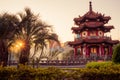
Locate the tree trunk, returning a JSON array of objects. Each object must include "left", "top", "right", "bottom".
[
  {"left": 38, "top": 47, "right": 44, "bottom": 61},
  {"left": 19, "top": 52, "right": 29, "bottom": 65},
  {"left": 19, "top": 41, "right": 30, "bottom": 65},
  {"left": 0, "top": 40, "right": 8, "bottom": 66}
]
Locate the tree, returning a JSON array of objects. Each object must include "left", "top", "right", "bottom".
[
  {"left": 0, "top": 13, "right": 19, "bottom": 66},
  {"left": 62, "top": 50, "right": 74, "bottom": 60},
  {"left": 46, "top": 47, "right": 63, "bottom": 60},
  {"left": 112, "top": 44, "right": 120, "bottom": 63},
  {"left": 33, "top": 32, "right": 60, "bottom": 61},
  {"left": 39, "top": 34, "right": 63, "bottom": 60},
  {"left": 14, "top": 8, "right": 59, "bottom": 64},
  {"left": 61, "top": 42, "right": 74, "bottom": 60}
]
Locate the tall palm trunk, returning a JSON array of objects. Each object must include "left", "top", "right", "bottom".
[
  {"left": 0, "top": 39, "right": 8, "bottom": 66},
  {"left": 19, "top": 41, "right": 30, "bottom": 65}
]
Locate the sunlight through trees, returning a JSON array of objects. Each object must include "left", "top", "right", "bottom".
[{"left": 0, "top": 8, "right": 60, "bottom": 66}]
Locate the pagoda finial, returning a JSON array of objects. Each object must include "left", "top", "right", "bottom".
[{"left": 89, "top": 1, "right": 92, "bottom": 12}]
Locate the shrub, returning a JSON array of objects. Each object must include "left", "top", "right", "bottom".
[
  {"left": 0, "top": 66, "right": 17, "bottom": 80},
  {"left": 17, "top": 64, "right": 36, "bottom": 80},
  {"left": 75, "top": 67, "right": 120, "bottom": 80},
  {"left": 86, "top": 61, "right": 114, "bottom": 69},
  {"left": 0, "top": 65, "right": 120, "bottom": 80},
  {"left": 112, "top": 44, "right": 120, "bottom": 63}
]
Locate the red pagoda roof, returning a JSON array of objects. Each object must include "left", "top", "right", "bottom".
[
  {"left": 68, "top": 38, "right": 119, "bottom": 46},
  {"left": 74, "top": 2, "right": 111, "bottom": 25},
  {"left": 68, "top": 2, "right": 119, "bottom": 48},
  {"left": 84, "top": 22, "right": 103, "bottom": 27},
  {"left": 72, "top": 25, "right": 113, "bottom": 33},
  {"left": 71, "top": 2, "right": 113, "bottom": 33}
]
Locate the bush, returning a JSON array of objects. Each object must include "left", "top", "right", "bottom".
[
  {"left": 85, "top": 61, "right": 120, "bottom": 80},
  {"left": 74, "top": 67, "right": 120, "bottom": 80},
  {"left": 86, "top": 61, "right": 114, "bottom": 69},
  {"left": 0, "top": 66, "right": 17, "bottom": 80},
  {"left": 112, "top": 44, "right": 120, "bottom": 63},
  {"left": 0, "top": 65, "right": 120, "bottom": 80}
]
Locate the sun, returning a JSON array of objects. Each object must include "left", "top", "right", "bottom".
[
  {"left": 9, "top": 39, "right": 25, "bottom": 53},
  {"left": 15, "top": 39, "right": 25, "bottom": 48}
]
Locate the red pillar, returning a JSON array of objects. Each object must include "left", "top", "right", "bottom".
[
  {"left": 81, "top": 46, "right": 83, "bottom": 56},
  {"left": 74, "top": 47, "right": 77, "bottom": 58},
  {"left": 85, "top": 45, "right": 89, "bottom": 57},
  {"left": 83, "top": 46, "right": 86, "bottom": 58},
  {"left": 86, "top": 46, "right": 89, "bottom": 57},
  {"left": 97, "top": 47, "right": 99, "bottom": 56},
  {"left": 99, "top": 46, "right": 101, "bottom": 57},
  {"left": 109, "top": 45, "right": 112, "bottom": 56},
  {"left": 101, "top": 44, "right": 104, "bottom": 56}
]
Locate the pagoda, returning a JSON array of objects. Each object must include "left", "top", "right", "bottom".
[{"left": 68, "top": 2, "right": 119, "bottom": 59}]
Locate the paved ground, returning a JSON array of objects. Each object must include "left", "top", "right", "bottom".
[
  {"left": 33, "top": 65, "right": 86, "bottom": 68},
  {"left": 8, "top": 64, "right": 86, "bottom": 68}
]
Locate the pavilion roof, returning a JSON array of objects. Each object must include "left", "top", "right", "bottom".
[
  {"left": 74, "top": 2, "right": 111, "bottom": 25},
  {"left": 72, "top": 25, "right": 114, "bottom": 33},
  {"left": 68, "top": 38, "right": 119, "bottom": 46}
]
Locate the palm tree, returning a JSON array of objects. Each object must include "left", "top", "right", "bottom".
[
  {"left": 0, "top": 13, "right": 19, "bottom": 66},
  {"left": 47, "top": 49, "right": 63, "bottom": 60},
  {"left": 42, "top": 37, "right": 63, "bottom": 60},
  {"left": 34, "top": 33, "right": 60, "bottom": 61},
  {"left": 15, "top": 8, "right": 59, "bottom": 64}
]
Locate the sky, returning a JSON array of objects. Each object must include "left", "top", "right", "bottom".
[{"left": 0, "top": 0, "right": 120, "bottom": 43}]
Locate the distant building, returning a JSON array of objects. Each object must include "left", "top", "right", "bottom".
[{"left": 68, "top": 2, "right": 119, "bottom": 59}]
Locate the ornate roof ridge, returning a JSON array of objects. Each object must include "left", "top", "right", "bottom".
[
  {"left": 89, "top": 1, "right": 92, "bottom": 12},
  {"left": 74, "top": 2, "right": 111, "bottom": 25}
]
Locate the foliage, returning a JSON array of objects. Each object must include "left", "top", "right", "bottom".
[
  {"left": 46, "top": 48, "right": 63, "bottom": 60},
  {"left": 112, "top": 44, "right": 120, "bottom": 63},
  {"left": 0, "top": 64, "right": 120, "bottom": 80},
  {"left": 86, "top": 61, "right": 114, "bottom": 69},
  {"left": 18, "top": 8, "right": 59, "bottom": 64},
  {"left": 6, "top": 8, "right": 60, "bottom": 64},
  {"left": 0, "top": 8, "right": 59, "bottom": 66},
  {"left": 0, "top": 13, "right": 19, "bottom": 66},
  {"left": 62, "top": 50, "right": 74, "bottom": 60}
]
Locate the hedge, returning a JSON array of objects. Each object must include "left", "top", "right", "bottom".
[
  {"left": 0, "top": 64, "right": 120, "bottom": 80},
  {"left": 86, "top": 61, "right": 114, "bottom": 69},
  {"left": 112, "top": 44, "right": 120, "bottom": 63}
]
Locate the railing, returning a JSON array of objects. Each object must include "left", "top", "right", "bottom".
[
  {"left": 87, "top": 36, "right": 100, "bottom": 39},
  {"left": 8, "top": 55, "right": 112, "bottom": 66},
  {"left": 74, "top": 36, "right": 111, "bottom": 41},
  {"left": 8, "top": 59, "right": 87, "bottom": 66}
]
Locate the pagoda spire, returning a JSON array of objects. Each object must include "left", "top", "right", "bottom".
[{"left": 89, "top": 1, "right": 92, "bottom": 12}]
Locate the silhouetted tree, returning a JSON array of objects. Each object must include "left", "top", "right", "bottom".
[
  {"left": 112, "top": 44, "right": 120, "bottom": 63},
  {"left": 15, "top": 8, "right": 59, "bottom": 64},
  {"left": 0, "top": 13, "right": 19, "bottom": 66}
]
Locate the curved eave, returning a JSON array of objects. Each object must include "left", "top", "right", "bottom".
[
  {"left": 84, "top": 22, "right": 104, "bottom": 27},
  {"left": 71, "top": 27, "right": 82, "bottom": 33},
  {"left": 84, "top": 11, "right": 101, "bottom": 19},
  {"left": 68, "top": 41, "right": 83, "bottom": 47},
  {"left": 104, "top": 26, "right": 114, "bottom": 29},
  {"left": 103, "top": 16, "right": 111, "bottom": 23},
  {"left": 107, "top": 40, "right": 119, "bottom": 44},
  {"left": 74, "top": 11, "right": 111, "bottom": 25},
  {"left": 72, "top": 22, "right": 104, "bottom": 32},
  {"left": 103, "top": 26, "right": 114, "bottom": 32},
  {"left": 85, "top": 40, "right": 119, "bottom": 44},
  {"left": 71, "top": 25, "right": 114, "bottom": 33},
  {"left": 68, "top": 39, "right": 119, "bottom": 47}
]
